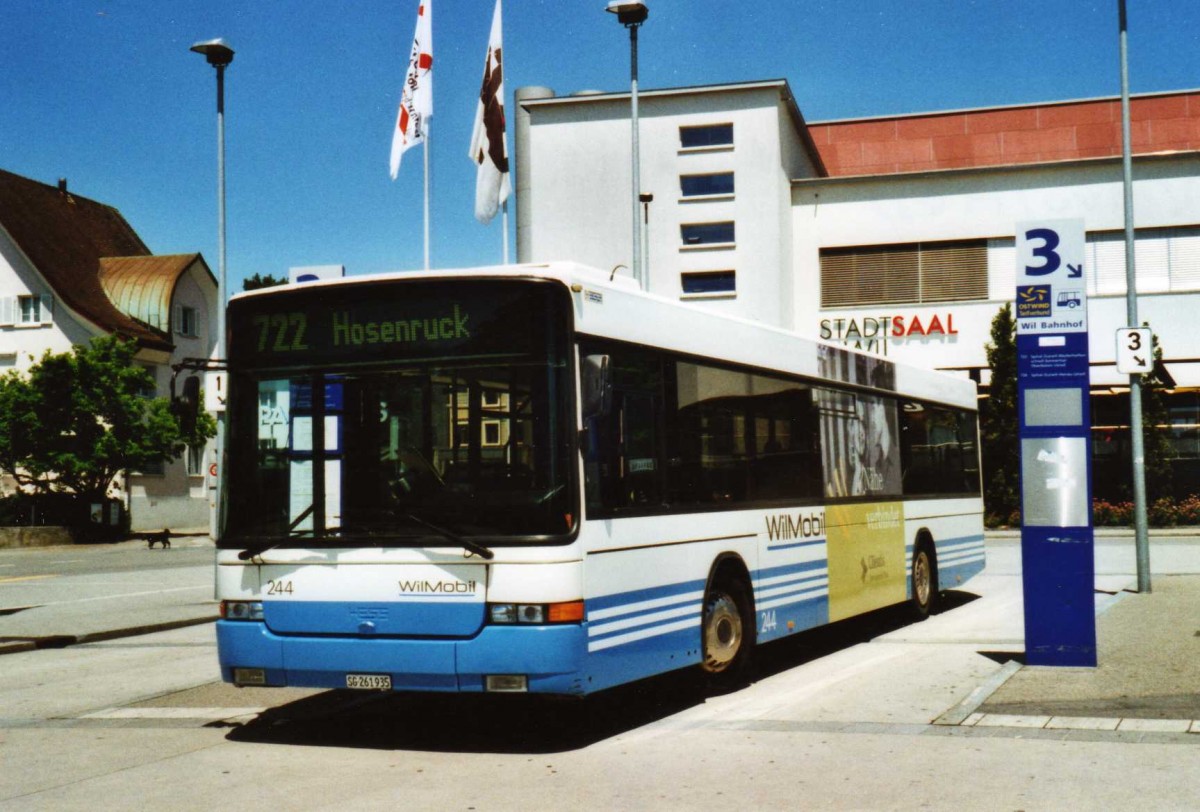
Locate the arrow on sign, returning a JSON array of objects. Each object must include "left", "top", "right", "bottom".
[
  {"left": 1067, "top": 263, "right": 1083, "bottom": 278},
  {"left": 1134, "top": 355, "right": 1145, "bottom": 366}
]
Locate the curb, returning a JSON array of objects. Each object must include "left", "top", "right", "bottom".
[
  {"left": 0, "top": 615, "right": 217, "bottom": 656},
  {"left": 934, "top": 659, "right": 1022, "bottom": 726}
]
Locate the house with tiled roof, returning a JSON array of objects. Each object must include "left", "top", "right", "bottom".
[{"left": 0, "top": 168, "right": 216, "bottom": 531}]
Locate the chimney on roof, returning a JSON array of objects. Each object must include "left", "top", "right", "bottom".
[{"left": 57, "top": 178, "right": 67, "bottom": 195}]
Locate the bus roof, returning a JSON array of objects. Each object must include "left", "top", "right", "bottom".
[{"left": 231, "top": 262, "right": 977, "bottom": 410}]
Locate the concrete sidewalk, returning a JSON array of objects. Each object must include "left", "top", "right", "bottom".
[{"left": 962, "top": 574, "right": 1200, "bottom": 732}]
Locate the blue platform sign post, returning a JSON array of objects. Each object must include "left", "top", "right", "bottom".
[{"left": 1015, "top": 219, "right": 1097, "bottom": 667}]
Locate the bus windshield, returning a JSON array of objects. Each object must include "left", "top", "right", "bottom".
[{"left": 222, "top": 279, "right": 574, "bottom": 547}]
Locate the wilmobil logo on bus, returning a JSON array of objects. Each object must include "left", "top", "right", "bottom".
[
  {"left": 397, "top": 580, "right": 478, "bottom": 596},
  {"left": 765, "top": 509, "right": 826, "bottom": 542}
]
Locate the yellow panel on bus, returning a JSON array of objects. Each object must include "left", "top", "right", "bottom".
[{"left": 826, "top": 502, "right": 906, "bottom": 622}]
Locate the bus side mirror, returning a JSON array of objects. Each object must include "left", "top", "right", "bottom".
[
  {"left": 581, "top": 354, "right": 613, "bottom": 420},
  {"left": 172, "top": 375, "right": 201, "bottom": 436}
]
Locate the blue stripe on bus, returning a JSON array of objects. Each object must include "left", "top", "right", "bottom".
[
  {"left": 766, "top": 538, "right": 826, "bottom": 552},
  {"left": 587, "top": 578, "right": 706, "bottom": 654},
  {"left": 588, "top": 577, "right": 707, "bottom": 614},
  {"left": 938, "top": 533, "right": 986, "bottom": 548}
]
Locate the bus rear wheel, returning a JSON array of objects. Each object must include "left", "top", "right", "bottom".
[
  {"left": 911, "top": 541, "right": 939, "bottom": 620},
  {"left": 700, "top": 575, "right": 754, "bottom": 689}
]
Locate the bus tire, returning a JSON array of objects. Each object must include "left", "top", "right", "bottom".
[
  {"left": 699, "top": 572, "right": 754, "bottom": 689},
  {"left": 910, "top": 538, "right": 939, "bottom": 620}
]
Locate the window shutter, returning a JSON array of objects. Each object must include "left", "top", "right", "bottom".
[
  {"left": 821, "top": 240, "right": 986, "bottom": 307},
  {"left": 918, "top": 242, "right": 988, "bottom": 303},
  {"left": 0, "top": 297, "right": 12, "bottom": 326},
  {"left": 821, "top": 245, "right": 918, "bottom": 307},
  {"left": 173, "top": 304, "right": 183, "bottom": 335},
  {"left": 1135, "top": 233, "right": 1170, "bottom": 293},
  {"left": 39, "top": 294, "right": 53, "bottom": 325},
  {"left": 987, "top": 239, "right": 1015, "bottom": 300},
  {"left": 1168, "top": 227, "right": 1200, "bottom": 291},
  {"left": 1089, "top": 233, "right": 1126, "bottom": 295}
]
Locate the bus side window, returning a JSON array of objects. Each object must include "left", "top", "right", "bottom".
[{"left": 583, "top": 344, "right": 663, "bottom": 515}]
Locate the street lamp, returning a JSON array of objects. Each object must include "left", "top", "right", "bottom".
[
  {"left": 191, "top": 37, "right": 234, "bottom": 541},
  {"left": 606, "top": 1, "right": 648, "bottom": 290}
]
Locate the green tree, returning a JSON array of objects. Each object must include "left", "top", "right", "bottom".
[
  {"left": 1141, "top": 327, "right": 1174, "bottom": 501},
  {"left": 0, "top": 336, "right": 216, "bottom": 505},
  {"left": 981, "top": 303, "right": 1019, "bottom": 523},
  {"left": 242, "top": 272, "right": 286, "bottom": 291}
]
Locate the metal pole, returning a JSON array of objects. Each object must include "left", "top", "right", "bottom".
[
  {"left": 423, "top": 127, "right": 431, "bottom": 270},
  {"left": 1119, "top": 0, "right": 1151, "bottom": 592},
  {"left": 502, "top": 200, "right": 510, "bottom": 264},
  {"left": 629, "top": 23, "right": 643, "bottom": 289},
  {"left": 216, "top": 63, "right": 227, "bottom": 350},
  {"left": 212, "top": 62, "right": 228, "bottom": 543}
]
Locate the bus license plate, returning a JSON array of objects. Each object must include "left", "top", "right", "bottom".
[{"left": 346, "top": 674, "right": 391, "bottom": 690}]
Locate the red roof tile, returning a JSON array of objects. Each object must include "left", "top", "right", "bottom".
[{"left": 808, "top": 91, "right": 1200, "bottom": 177}]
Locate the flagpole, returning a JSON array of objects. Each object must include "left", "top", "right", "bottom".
[
  {"left": 502, "top": 201, "right": 510, "bottom": 264},
  {"left": 424, "top": 128, "right": 431, "bottom": 270}
]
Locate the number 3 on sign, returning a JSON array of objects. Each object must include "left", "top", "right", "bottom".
[
  {"left": 1024, "top": 228, "right": 1062, "bottom": 276},
  {"left": 1115, "top": 327, "right": 1153, "bottom": 375}
]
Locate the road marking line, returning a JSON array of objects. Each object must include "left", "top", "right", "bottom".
[
  {"left": 29, "top": 585, "right": 211, "bottom": 605},
  {"left": 0, "top": 575, "right": 58, "bottom": 585},
  {"left": 81, "top": 706, "right": 266, "bottom": 721}
]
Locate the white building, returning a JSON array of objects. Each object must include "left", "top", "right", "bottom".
[
  {"left": 0, "top": 169, "right": 217, "bottom": 530},
  {"left": 517, "top": 80, "right": 1200, "bottom": 500}
]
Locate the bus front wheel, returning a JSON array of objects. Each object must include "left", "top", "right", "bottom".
[{"left": 700, "top": 574, "right": 754, "bottom": 689}]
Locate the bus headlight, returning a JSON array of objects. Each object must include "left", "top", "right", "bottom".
[
  {"left": 488, "top": 600, "right": 584, "bottom": 624},
  {"left": 221, "top": 600, "right": 264, "bottom": 621}
]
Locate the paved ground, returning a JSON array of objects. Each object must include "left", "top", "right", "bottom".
[
  {"left": 3, "top": 532, "right": 1200, "bottom": 809},
  {"left": 2, "top": 531, "right": 1199, "bottom": 734},
  {"left": 977, "top": 574, "right": 1200, "bottom": 725},
  {"left": 0, "top": 538, "right": 216, "bottom": 652}
]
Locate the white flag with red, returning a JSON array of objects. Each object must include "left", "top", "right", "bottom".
[
  {"left": 468, "top": 0, "right": 511, "bottom": 223},
  {"left": 390, "top": 0, "right": 433, "bottom": 179}
]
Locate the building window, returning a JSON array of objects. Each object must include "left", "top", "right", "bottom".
[
  {"left": 680, "top": 172, "right": 734, "bottom": 198},
  {"left": 186, "top": 444, "right": 204, "bottom": 476},
  {"left": 16, "top": 294, "right": 52, "bottom": 325},
  {"left": 681, "top": 271, "right": 736, "bottom": 296},
  {"left": 819, "top": 240, "right": 988, "bottom": 307},
  {"left": 137, "top": 459, "right": 165, "bottom": 476},
  {"left": 680, "top": 123, "right": 733, "bottom": 149},
  {"left": 176, "top": 305, "right": 199, "bottom": 338},
  {"left": 681, "top": 221, "right": 735, "bottom": 247}
]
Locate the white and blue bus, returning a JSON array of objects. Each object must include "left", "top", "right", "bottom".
[{"left": 215, "top": 263, "right": 984, "bottom": 695}]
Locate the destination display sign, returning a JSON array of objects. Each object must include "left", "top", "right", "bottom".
[{"left": 228, "top": 279, "right": 566, "bottom": 367}]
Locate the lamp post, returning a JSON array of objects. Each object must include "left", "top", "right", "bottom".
[
  {"left": 606, "top": 1, "right": 649, "bottom": 290},
  {"left": 1117, "top": 0, "right": 1151, "bottom": 592},
  {"left": 191, "top": 37, "right": 234, "bottom": 541}
]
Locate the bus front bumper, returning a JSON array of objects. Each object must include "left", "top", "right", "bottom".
[{"left": 216, "top": 620, "right": 590, "bottom": 695}]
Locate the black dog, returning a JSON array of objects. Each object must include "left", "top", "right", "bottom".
[{"left": 147, "top": 530, "right": 172, "bottom": 549}]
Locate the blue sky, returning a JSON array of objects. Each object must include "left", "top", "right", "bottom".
[{"left": 3, "top": 1, "right": 1199, "bottom": 292}]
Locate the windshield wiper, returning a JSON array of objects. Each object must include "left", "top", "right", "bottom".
[{"left": 405, "top": 513, "right": 495, "bottom": 560}]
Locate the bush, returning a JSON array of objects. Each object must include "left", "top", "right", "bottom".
[
  {"left": 987, "top": 496, "right": 1200, "bottom": 528},
  {"left": 1177, "top": 495, "right": 1200, "bottom": 525},
  {"left": 1093, "top": 495, "right": 1200, "bottom": 527}
]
